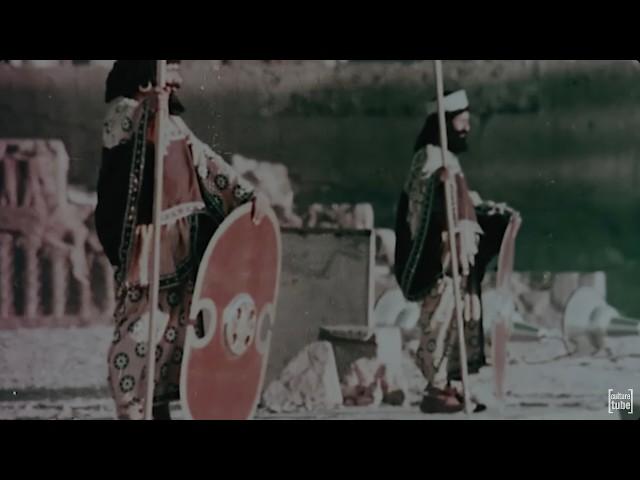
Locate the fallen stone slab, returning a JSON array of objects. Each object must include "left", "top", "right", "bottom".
[{"left": 261, "top": 341, "right": 343, "bottom": 413}]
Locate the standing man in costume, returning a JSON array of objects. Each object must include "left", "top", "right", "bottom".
[
  {"left": 96, "top": 60, "right": 270, "bottom": 420},
  {"left": 394, "top": 89, "right": 521, "bottom": 414}
]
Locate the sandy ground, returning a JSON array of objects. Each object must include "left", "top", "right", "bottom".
[{"left": 0, "top": 327, "right": 638, "bottom": 420}]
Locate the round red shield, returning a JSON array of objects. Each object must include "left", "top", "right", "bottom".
[{"left": 180, "top": 202, "right": 281, "bottom": 420}]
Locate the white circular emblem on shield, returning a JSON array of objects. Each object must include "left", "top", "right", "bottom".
[{"left": 222, "top": 293, "right": 258, "bottom": 356}]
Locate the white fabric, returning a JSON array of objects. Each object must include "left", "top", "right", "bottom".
[
  {"left": 427, "top": 89, "right": 469, "bottom": 115},
  {"left": 102, "top": 96, "right": 192, "bottom": 152}
]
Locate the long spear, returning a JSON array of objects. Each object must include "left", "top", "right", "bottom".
[
  {"left": 433, "top": 60, "right": 472, "bottom": 415},
  {"left": 144, "top": 60, "right": 167, "bottom": 420}
]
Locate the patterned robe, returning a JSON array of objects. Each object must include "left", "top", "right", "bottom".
[
  {"left": 95, "top": 95, "right": 255, "bottom": 418},
  {"left": 394, "top": 144, "right": 514, "bottom": 386}
]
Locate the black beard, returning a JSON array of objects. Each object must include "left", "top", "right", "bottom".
[
  {"left": 447, "top": 126, "right": 468, "bottom": 154},
  {"left": 169, "top": 92, "right": 186, "bottom": 116},
  {"left": 413, "top": 112, "right": 470, "bottom": 154}
]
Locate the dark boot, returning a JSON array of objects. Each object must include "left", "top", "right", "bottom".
[
  {"left": 419, "top": 385, "right": 465, "bottom": 414},
  {"left": 445, "top": 384, "right": 487, "bottom": 413}
]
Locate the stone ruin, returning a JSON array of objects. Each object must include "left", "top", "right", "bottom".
[
  {"left": 1, "top": 140, "right": 615, "bottom": 413},
  {"left": 211, "top": 153, "right": 619, "bottom": 413},
  {"left": 0, "top": 139, "right": 114, "bottom": 329},
  {"left": 231, "top": 154, "right": 303, "bottom": 228},
  {"left": 231, "top": 153, "right": 375, "bottom": 231},
  {"left": 0, "top": 144, "right": 378, "bottom": 332}
]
